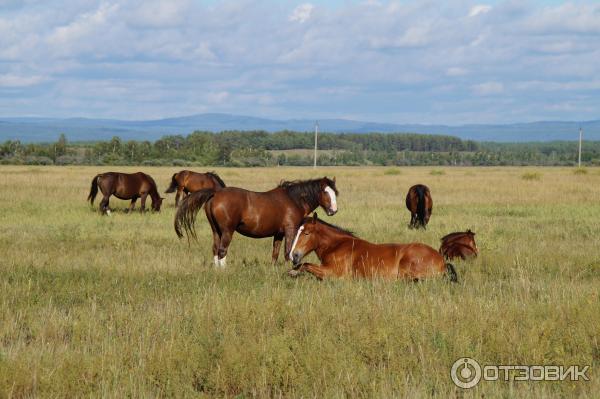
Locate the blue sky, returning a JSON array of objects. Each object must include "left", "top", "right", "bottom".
[{"left": 0, "top": 0, "right": 599, "bottom": 124}]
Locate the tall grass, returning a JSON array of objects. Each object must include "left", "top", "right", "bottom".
[{"left": 0, "top": 166, "right": 598, "bottom": 397}]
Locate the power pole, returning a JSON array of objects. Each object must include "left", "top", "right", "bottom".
[
  {"left": 313, "top": 121, "right": 319, "bottom": 169},
  {"left": 578, "top": 127, "right": 583, "bottom": 168}
]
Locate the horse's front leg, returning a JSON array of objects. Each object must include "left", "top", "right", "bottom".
[
  {"left": 271, "top": 233, "right": 284, "bottom": 264},
  {"left": 283, "top": 226, "right": 296, "bottom": 262},
  {"left": 128, "top": 197, "right": 137, "bottom": 213},
  {"left": 288, "top": 263, "right": 338, "bottom": 280}
]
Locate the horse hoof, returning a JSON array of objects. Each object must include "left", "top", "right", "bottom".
[{"left": 287, "top": 269, "right": 301, "bottom": 277}]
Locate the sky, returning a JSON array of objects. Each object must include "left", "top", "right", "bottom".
[{"left": 0, "top": 0, "right": 599, "bottom": 124}]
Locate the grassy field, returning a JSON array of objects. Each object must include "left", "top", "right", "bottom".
[{"left": 0, "top": 165, "right": 598, "bottom": 398}]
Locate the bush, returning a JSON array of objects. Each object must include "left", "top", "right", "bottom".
[
  {"left": 521, "top": 172, "right": 542, "bottom": 181},
  {"left": 384, "top": 168, "right": 401, "bottom": 175},
  {"left": 55, "top": 155, "right": 79, "bottom": 165},
  {"left": 430, "top": 169, "right": 445, "bottom": 175},
  {"left": 573, "top": 168, "right": 588, "bottom": 175},
  {"left": 24, "top": 156, "right": 53, "bottom": 165}
]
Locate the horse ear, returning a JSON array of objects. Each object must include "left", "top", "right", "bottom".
[
  {"left": 312, "top": 212, "right": 318, "bottom": 222},
  {"left": 333, "top": 176, "right": 336, "bottom": 183}
]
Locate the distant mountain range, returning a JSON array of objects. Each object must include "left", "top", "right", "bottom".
[{"left": 0, "top": 113, "right": 598, "bottom": 142}]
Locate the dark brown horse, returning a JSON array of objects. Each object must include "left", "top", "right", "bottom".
[
  {"left": 165, "top": 170, "right": 226, "bottom": 206},
  {"left": 88, "top": 172, "right": 163, "bottom": 214},
  {"left": 439, "top": 230, "right": 478, "bottom": 260},
  {"left": 174, "top": 177, "right": 338, "bottom": 267},
  {"left": 406, "top": 184, "right": 433, "bottom": 229},
  {"left": 288, "top": 213, "right": 457, "bottom": 282}
]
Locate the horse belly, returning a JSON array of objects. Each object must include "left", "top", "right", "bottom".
[{"left": 353, "top": 244, "right": 402, "bottom": 279}]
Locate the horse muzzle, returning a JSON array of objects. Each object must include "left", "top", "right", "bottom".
[
  {"left": 291, "top": 252, "right": 303, "bottom": 267},
  {"left": 326, "top": 208, "right": 337, "bottom": 216}
]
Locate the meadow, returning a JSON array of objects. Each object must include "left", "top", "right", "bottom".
[{"left": 0, "top": 165, "right": 598, "bottom": 398}]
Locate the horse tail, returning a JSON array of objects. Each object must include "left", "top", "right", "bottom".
[
  {"left": 165, "top": 173, "right": 178, "bottom": 193},
  {"left": 416, "top": 185, "right": 426, "bottom": 226},
  {"left": 446, "top": 262, "right": 458, "bottom": 283},
  {"left": 87, "top": 174, "right": 100, "bottom": 205},
  {"left": 174, "top": 188, "right": 215, "bottom": 239}
]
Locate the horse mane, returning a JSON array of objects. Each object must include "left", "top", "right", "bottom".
[
  {"left": 278, "top": 177, "right": 337, "bottom": 210},
  {"left": 207, "top": 171, "right": 226, "bottom": 188},
  {"left": 440, "top": 230, "right": 474, "bottom": 242},
  {"left": 303, "top": 217, "right": 356, "bottom": 237}
]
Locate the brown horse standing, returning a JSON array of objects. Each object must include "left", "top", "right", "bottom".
[
  {"left": 439, "top": 230, "right": 478, "bottom": 260},
  {"left": 288, "top": 213, "right": 457, "bottom": 282},
  {"left": 406, "top": 184, "right": 433, "bottom": 229},
  {"left": 174, "top": 177, "right": 338, "bottom": 267},
  {"left": 165, "top": 170, "right": 226, "bottom": 206},
  {"left": 88, "top": 172, "right": 163, "bottom": 214}
]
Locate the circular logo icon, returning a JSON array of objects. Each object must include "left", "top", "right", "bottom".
[{"left": 451, "top": 357, "right": 482, "bottom": 389}]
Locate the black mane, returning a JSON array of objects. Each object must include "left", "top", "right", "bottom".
[
  {"left": 303, "top": 216, "right": 356, "bottom": 237},
  {"left": 279, "top": 177, "right": 337, "bottom": 210},
  {"left": 207, "top": 171, "right": 226, "bottom": 188}
]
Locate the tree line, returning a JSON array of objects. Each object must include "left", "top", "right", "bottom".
[{"left": 1, "top": 131, "right": 599, "bottom": 167}]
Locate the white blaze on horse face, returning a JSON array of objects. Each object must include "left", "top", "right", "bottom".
[
  {"left": 289, "top": 225, "right": 305, "bottom": 259},
  {"left": 106, "top": 209, "right": 112, "bottom": 216},
  {"left": 324, "top": 186, "right": 337, "bottom": 212},
  {"left": 213, "top": 255, "right": 219, "bottom": 267},
  {"left": 218, "top": 256, "right": 227, "bottom": 268}
]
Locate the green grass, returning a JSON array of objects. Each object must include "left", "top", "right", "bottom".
[
  {"left": 0, "top": 166, "right": 599, "bottom": 397},
  {"left": 429, "top": 169, "right": 445, "bottom": 176}
]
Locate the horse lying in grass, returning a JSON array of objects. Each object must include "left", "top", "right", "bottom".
[
  {"left": 174, "top": 177, "right": 339, "bottom": 267},
  {"left": 165, "top": 170, "right": 226, "bottom": 206},
  {"left": 88, "top": 172, "right": 163, "bottom": 215},
  {"left": 439, "top": 230, "right": 478, "bottom": 260},
  {"left": 288, "top": 213, "right": 457, "bottom": 282}
]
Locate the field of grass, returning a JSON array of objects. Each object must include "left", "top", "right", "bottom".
[{"left": 0, "top": 165, "right": 598, "bottom": 397}]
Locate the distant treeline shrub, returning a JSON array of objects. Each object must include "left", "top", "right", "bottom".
[{"left": 1, "top": 131, "right": 600, "bottom": 167}]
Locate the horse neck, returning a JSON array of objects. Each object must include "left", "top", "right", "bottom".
[
  {"left": 148, "top": 185, "right": 160, "bottom": 201},
  {"left": 313, "top": 224, "right": 354, "bottom": 261}
]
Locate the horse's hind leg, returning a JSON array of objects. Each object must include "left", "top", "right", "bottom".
[
  {"left": 409, "top": 213, "right": 416, "bottom": 228},
  {"left": 175, "top": 187, "right": 184, "bottom": 207},
  {"left": 217, "top": 230, "right": 233, "bottom": 268},
  {"left": 100, "top": 194, "right": 110, "bottom": 215}
]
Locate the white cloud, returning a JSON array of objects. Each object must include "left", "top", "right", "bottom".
[
  {"left": 0, "top": 73, "right": 44, "bottom": 87},
  {"left": 1, "top": 0, "right": 600, "bottom": 124},
  {"left": 446, "top": 67, "right": 468, "bottom": 77},
  {"left": 472, "top": 82, "right": 504, "bottom": 96},
  {"left": 468, "top": 5, "right": 491, "bottom": 18},
  {"left": 289, "top": 3, "right": 314, "bottom": 23}
]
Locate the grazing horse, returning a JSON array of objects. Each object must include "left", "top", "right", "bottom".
[
  {"left": 405, "top": 184, "right": 433, "bottom": 229},
  {"left": 174, "top": 177, "right": 339, "bottom": 267},
  {"left": 439, "top": 230, "right": 478, "bottom": 260},
  {"left": 165, "top": 170, "right": 226, "bottom": 206},
  {"left": 87, "top": 172, "right": 163, "bottom": 214},
  {"left": 288, "top": 214, "right": 457, "bottom": 282}
]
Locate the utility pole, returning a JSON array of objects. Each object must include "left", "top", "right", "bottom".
[
  {"left": 578, "top": 127, "right": 583, "bottom": 168},
  {"left": 313, "top": 121, "right": 319, "bottom": 169}
]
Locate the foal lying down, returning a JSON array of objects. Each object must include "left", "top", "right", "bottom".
[{"left": 288, "top": 213, "right": 457, "bottom": 282}]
